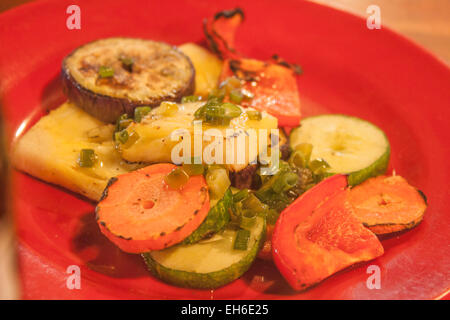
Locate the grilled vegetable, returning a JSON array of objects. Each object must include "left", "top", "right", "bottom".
[
  {"left": 120, "top": 101, "right": 277, "bottom": 168},
  {"left": 204, "top": 9, "right": 302, "bottom": 126},
  {"left": 179, "top": 43, "right": 223, "bottom": 97},
  {"left": 182, "top": 188, "right": 233, "bottom": 244},
  {"left": 95, "top": 163, "right": 210, "bottom": 253},
  {"left": 62, "top": 37, "right": 195, "bottom": 123},
  {"left": 272, "top": 175, "right": 384, "bottom": 291},
  {"left": 219, "top": 58, "right": 302, "bottom": 127},
  {"left": 348, "top": 175, "right": 427, "bottom": 235},
  {"left": 12, "top": 102, "right": 139, "bottom": 201},
  {"left": 142, "top": 216, "right": 265, "bottom": 289},
  {"left": 203, "top": 8, "right": 244, "bottom": 60},
  {"left": 289, "top": 115, "right": 390, "bottom": 186}
]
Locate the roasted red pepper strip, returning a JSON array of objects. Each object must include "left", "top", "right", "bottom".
[
  {"left": 220, "top": 58, "right": 302, "bottom": 126},
  {"left": 203, "top": 8, "right": 244, "bottom": 60},
  {"left": 272, "top": 175, "right": 384, "bottom": 291},
  {"left": 204, "top": 8, "right": 302, "bottom": 126}
]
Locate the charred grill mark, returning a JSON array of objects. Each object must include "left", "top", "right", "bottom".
[
  {"left": 204, "top": 8, "right": 244, "bottom": 60},
  {"left": 228, "top": 60, "right": 260, "bottom": 82},
  {"left": 203, "top": 19, "right": 223, "bottom": 59},
  {"left": 94, "top": 206, "right": 100, "bottom": 221},
  {"left": 417, "top": 189, "right": 428, "bottom": 205},
  {"left": 271, "top": 54, "right": 303, "bottom": 75},
  {"left": 175, "top": 224, "right": 185, "bottom": 232},
  {"left": 99, "top": 177, "right": 118, "bottom": 202},
  {"left": 213, "top": 7, "right": 244, "bottom": 20}
]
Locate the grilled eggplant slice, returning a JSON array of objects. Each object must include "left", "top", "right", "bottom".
[{"left": 62, "top": 37, "right": 195, "bottom": 123}]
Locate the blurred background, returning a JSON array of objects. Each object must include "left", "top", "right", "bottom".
[{"left": 1, "top": 0, "right": 449, "bottom": 64}]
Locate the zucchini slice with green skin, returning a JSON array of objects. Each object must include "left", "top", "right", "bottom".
[
  {"left": 142, "top": 217, "right": 266, "bottom": 289},
  {"left": 290, "top": 114, "right": 390, "bottom": 186},
  {"left": 182, "top": 188, "right": 233, "bottom": 244}
]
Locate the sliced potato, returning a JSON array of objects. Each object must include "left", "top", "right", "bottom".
[
  {"left": 179, "top": 43, "right": 223, "bottom": 97},
  {"left": 12, "top": 102, "right": 139, "bottom": 200},
  {"left": 120, "top": 102, "right": 278, "bottom": 170}
]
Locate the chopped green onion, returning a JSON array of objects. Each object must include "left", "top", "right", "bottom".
[
  {"left": 219, "top": 77, "right": 241, "bottom": 93},
  {"left": 294, "top": 143, "right": 313, "bottom": 163},
  {"left": 221, "top": 102, "right": 242, "bottom": 118},
  {"left": 182, "top": 157, "right": 204, "bottom": 176},
  {"left": 115, "top": 129, "right": 129, "bottom": 144},
  {"left": 206, "top": 95, "right": 224, "bottom": 105},
  {"left": 122, "top": 130, "right": 140, "bottom": 149},
  {"left": 209, "top": 88, "right": 226, "bottom": 100},
  {"left": 114, "top": 114, "right": 129, "bottom": 138},
  {"left": 164, "top": 167, "right": 190, "bottom": 190},
  {"left": 119, "top": 56, "right": 134, "bottom": 72},
  {"left": 233, "top": 229, "right": 251, "bottom": 250},
  {"left": 181, "top": 95, "right": 201, "bottom": 103},
  {"left": 289, "top": 150, "right": 307, "bottom": 168},
  {"left": 242, "top": 193, "right": 267, "bottom": 213},
  {"left": 272, "top": 172, "right": 298, "bottom": 193},
  {"left": 246, "top": 110, "right": 262, "bottom": 121},
  {"left": 195, "top": 103, "right": 241, "bottom": 125},
  {"left": 229, "top": 89, "right": 244, "bottom": 104},
  {"left": 266, "top": 209, "right": 280, "bottom": 225},
  {"left": 233, "top": 189, "right": 249, "bottom": 203},
  {"left": 240, "top": 213, "right": 257, "bottom": 230},
  {"left": 134, "top": 106, "right": 152, "bottom": 123},
  {"left": 118, "top": 118, "right": 133, "bottom": 131},
  {"left": 205, "top": 167, "right": 230, "bottom": 200},
  {"left": 158, "top": 102, "right": 178, "bottom": 117},
  {"left": 78, "top": 149, "right": 97, "bottom": 168},
  {"left": 309, "top": 158, "right": 330, "bottom": 174},
  {"left": 98, "top": 66, "right": 114, "bottom": 78}
]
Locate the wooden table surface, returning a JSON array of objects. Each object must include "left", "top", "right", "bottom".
[{"left": 1, "top": 0, "right": 449, "bottom": 64}]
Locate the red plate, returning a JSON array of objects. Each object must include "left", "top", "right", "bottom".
[{"left": 1, "top": 0, "right": 449, "bottom": 299}]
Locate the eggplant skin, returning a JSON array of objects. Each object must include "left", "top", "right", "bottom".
[{"left": 61, "top": 37, "right": 195, "bottom": 123}]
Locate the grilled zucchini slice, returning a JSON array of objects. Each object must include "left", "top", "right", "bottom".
[
  {"left": 142, "top": 216, "right": 265, "bottom": 289},
  {"left": 290, "top": 114, "right": 390, "bottom": 186},
  {"left": 62, "top": 37, "right": 195, "bottom": 123},
  {"left": 182, "top": 188, "right": 233, "bottom": 245}
]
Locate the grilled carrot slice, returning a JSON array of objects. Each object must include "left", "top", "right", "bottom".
[
  {"left": 95, "top": 163, "right": 210, "bottom": 253},
  {"left": 348, "top": 175, "right": 427, "bottom": 235}
]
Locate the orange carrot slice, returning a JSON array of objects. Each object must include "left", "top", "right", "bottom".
[
  {"left": 348, "top": 175, "right": 427, "bottom": 235},
  {"left": 95, "top": 163, "right": 210, "bottom": 253}
]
